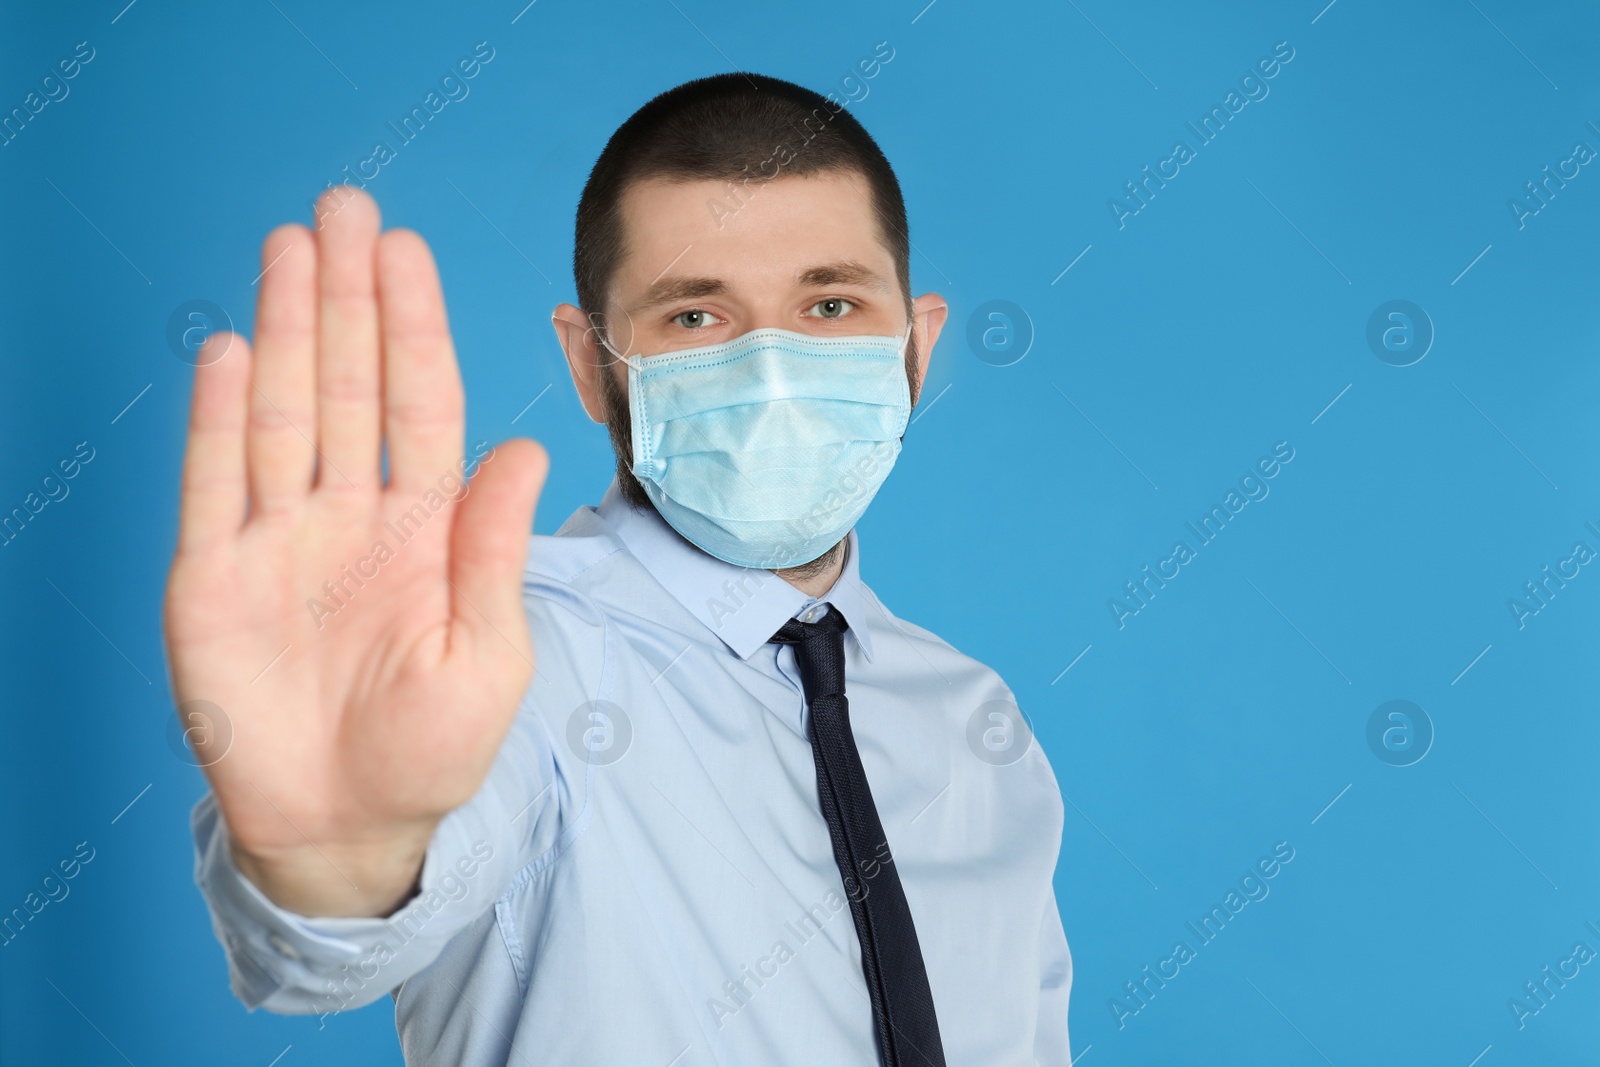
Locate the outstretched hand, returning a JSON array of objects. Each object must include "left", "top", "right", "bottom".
[{"left": 163, "top": 187, "right": 548, "bottom": 917}]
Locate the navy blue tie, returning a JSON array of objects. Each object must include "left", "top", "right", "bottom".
[{"left": 770, "top": 606, "right": 947, "bottom": 1067}]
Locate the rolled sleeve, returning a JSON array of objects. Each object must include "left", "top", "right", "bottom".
[
  {"left": 192, "top": 789, "right": 518, "bottom": 1016},
  {"left": 190, "top": 693, "right": 567, "bottom": 1016}
]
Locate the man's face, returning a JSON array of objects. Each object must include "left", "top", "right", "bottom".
[{"left": 552, "top": 167, "right": 947, "bottom": 566}]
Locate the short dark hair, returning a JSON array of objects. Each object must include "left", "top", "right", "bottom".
[{"left": 573, "top": 71, "right": 912, "bottom": 322}]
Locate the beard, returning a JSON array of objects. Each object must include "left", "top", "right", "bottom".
[{"left": 595, "top": 327, "right": 923, "bottom": 582}]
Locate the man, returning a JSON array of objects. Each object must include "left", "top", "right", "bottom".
[{"left": 168, "top": 72, "right": 1071, "bottom": 1065}]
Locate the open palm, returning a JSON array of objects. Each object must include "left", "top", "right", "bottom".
[{"left": 163, "top": 188, "right": 547, "bottom": 917}]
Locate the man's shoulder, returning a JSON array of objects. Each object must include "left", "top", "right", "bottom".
[
  {"left": 856, "top": 584, "right": 1007, "bottom": 687},
  {"left": 864, "top": 587, "right": 1064, "bottom": 807},
  {"left": 514, "top": 500, "right": 674, "bottom": 648},
  {"left": 521, "top": 505, "right": 622, "bottom": 610}
]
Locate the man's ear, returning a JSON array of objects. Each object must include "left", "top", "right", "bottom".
[
  {"left": 910, "top": 293, "right": 948, "bottom": 387},
  {"left": 551, "top": 303, "right": 610, "bottom": 424}
]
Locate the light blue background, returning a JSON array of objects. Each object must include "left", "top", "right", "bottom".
[{"left": 3, "top": 0, "right": 1597, "bottom": 1063}]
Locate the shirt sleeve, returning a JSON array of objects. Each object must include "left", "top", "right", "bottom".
[
  {"left": 1020, "top": 705, "right": 1072, "bottom": 1064},
  {"left": 1034, "top": 890, "right": 1074, "bottom": 1065},
  {"left": 190, "top": 685, "right": 563, "bottom": 1017}
]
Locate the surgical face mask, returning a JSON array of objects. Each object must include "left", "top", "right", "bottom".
[{"left": 605, "top": 326, "right": 913, "bottom": 570}]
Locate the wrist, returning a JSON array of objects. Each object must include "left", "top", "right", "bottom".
[{"left": 229, "top": 821, "right": 437, "bottom": 918}]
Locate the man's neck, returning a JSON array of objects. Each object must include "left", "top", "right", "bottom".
[{"left": 772, "top": 537, "right": 848, "bottom": 598}]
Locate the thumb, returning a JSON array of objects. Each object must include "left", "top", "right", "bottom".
[{"left": 448, "top": 438, "right": 549, "bottom": 663}]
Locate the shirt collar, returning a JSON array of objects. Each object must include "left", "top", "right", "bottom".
[{"left": 597, "top": 477, "right": 876, "bottom": 663}]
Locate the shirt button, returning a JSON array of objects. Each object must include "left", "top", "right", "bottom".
[{"left": 268, "top": 933, "right": 300, "bottom": 960}]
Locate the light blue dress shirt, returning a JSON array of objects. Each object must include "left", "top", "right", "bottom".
[{"left": 192, "top": 478, "right": 1073, "bottom": 1065}]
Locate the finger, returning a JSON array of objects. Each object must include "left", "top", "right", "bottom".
[
  {"left": 376, "top": 229, "right": 464, "bottom": 494},
  {"left": 177, "top": 332, "right": 251, "bottom": 554},
  {"left": 313, "top": 186, "right": 383, "bottom": 493},
  {"left": 448, "top": 438, "right": 547, "bottom": 668},
  {"left": 247, "top": 223, "right": 318, "bottom": 516}
]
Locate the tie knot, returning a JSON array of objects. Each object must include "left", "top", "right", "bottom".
[
  {"left": 770, "top": 605, "right": 849, "bottom": 703},
  {"left": 769, "top": 604, "right": 849, "bottom": 645}
]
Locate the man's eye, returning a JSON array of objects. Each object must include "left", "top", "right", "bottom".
[
  {"left": 672, "top": 309, "right": 720, "bottom": 329},
  {"left": 808, "top": 298, "right": 855, "bottom": 319}
]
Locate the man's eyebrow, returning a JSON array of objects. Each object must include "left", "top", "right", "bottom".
[
  {"left": 797, "top": 260, "right": 893, "bottom": 292},
  {"left": 627, "top": 260, "right": 893, "bottom": 313},
  {"left": 630, "top": 276, "right": 729, "bottom": 314}
]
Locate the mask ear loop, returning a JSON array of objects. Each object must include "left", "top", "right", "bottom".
[
  {"left": 589, "top": 309, "right": 644, "bottom": 373},
  {"left": 598, "top": 336, "right": 630, "bottom": 378},
  {"left": 582, "top": 314, "right": 652, "bottom": 486},
  {"left": 893, "top": 328, "right": 918, "bottom": 437}
]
